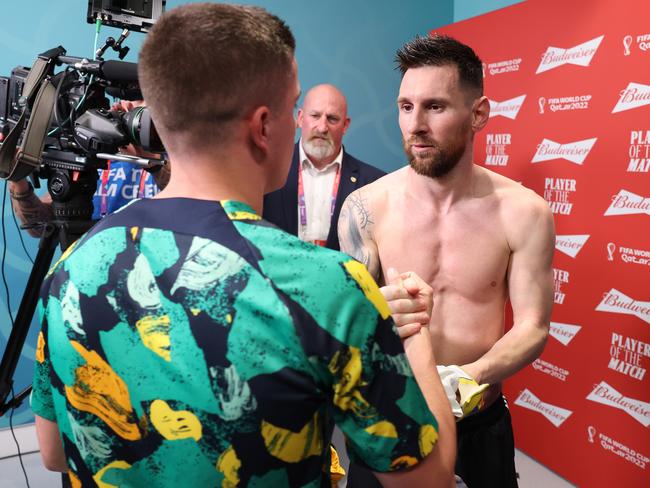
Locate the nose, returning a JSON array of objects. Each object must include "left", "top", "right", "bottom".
[
  {"left": 407, "top": 107, "right": 428, "bottom": 136},
  {"left": 315, "top": 115, "right": 328, "bottom": 134}
]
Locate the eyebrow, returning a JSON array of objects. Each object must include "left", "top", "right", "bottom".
[
  {"left": 308, "top": 110, "right": 341, "bottom": 118},
  {"left": 397, "top": 96, "right": 448, "bottom": 105}
]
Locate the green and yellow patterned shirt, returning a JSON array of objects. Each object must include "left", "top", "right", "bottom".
[{"left": 32, "top": 198, "right": 438, "bottom": 487}]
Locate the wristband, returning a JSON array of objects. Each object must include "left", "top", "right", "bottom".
[{"left": 9, "top": 181, "right": 35, "bottom": 201}]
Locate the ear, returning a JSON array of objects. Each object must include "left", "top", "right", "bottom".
[
  {"left": 249, "top": 105, "right": 271, "bottom": 158},
  {"left": 342, "top": 116, "right": 351, "bottom": 135},
  {"left": 296, "top": 108, "right": 304, "bottom": 130},
  {"left": 471, "top": 96, "right": 490, "bottom": 133}
]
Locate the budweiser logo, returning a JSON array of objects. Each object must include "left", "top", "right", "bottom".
[
  {"left": 514, "top": 389, "right": 573, "bottom": 427},
  {"left": 555, "top": 234, "right": 590, "bottom": 258},
  {"left": 596, "top": 288, "right": 650, "bottom": 324},
  {"left": 532, "top": 137, "right": 597, "bottom": 164},
  {"left": 604, "top": 190, "right": 650, "bottom": 216},
  {"left": 536, "top": 35, "right": 604, "bottom": 74},
  {"left": 489, "top": 95, "right": 526, "bottom": 120},
  {"left": 549, "top": 321, "right": 582, "bottom": 346},
  {"left": 586, "top": 381, "right": 650, "bottom": 427},
  {"left": 612, "top": 82, "right": 650, "bottom": 113}
]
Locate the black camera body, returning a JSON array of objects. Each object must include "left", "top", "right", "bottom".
[
  {"left": 0, "top": 0, "right": 168, "bottom": 419},
  {"left": 0, "top": 0, "right": 167, "bottom": 184},
  {"left": 0, "top": 1, "right": 166, "bottom": 240},
  {"left": 0, "top": 67, "right": 29, "bottom": 136}
]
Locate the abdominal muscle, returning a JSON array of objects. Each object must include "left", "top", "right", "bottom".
[{"left": 374, "top": 187, "right": 511, "bottom": 407}]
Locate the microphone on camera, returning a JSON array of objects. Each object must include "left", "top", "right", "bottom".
[
  {"left": 100, "top": 60, "right": 138, "bottom": 82},
  {"left": 57, "top": 56, "right": 138, "bottom": 83}
]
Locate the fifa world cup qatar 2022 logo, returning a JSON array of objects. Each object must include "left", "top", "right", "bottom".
[
  {"left": 623, "top": 35, "right": 633, "bottom": 56},
  {"left": 587, "top": 425, "right": 597, "bottom": 443}
]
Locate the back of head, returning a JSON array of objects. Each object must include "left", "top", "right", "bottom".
[
  {"left": 395, "top": 34, "right": 483, "bottom": 98},
  {"left": 139, "top": 3, "right": 295, "bottom": 148}
]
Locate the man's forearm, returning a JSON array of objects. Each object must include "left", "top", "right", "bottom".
[
  {"left": 9, "top": 181, "right": 54, "bottom": 237},
  {"left": 403, "top": 329, "right": 456, "bottom": 476},
  {"left": 462, "top": 319, "right": 549, "bottom": 385},
  {"left": 151, "top": 161, "right": 171, "bottom": 191},
  {"left": 35, "top": 415, "right": 67, "bottom": 472}
]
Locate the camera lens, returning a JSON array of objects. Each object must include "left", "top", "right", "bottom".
[{"left": 121, "top": 106, "right": 164, "bottom": 153}]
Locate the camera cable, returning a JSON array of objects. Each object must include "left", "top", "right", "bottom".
[
  {"left": 10, "top": 201, "right": 34, "bottom": 265},
  {"left": 2, "top": 184, "right": 31, "bottom": 487},
  {"left": 10, "top": 386, "right": 31, "bottom": 488},
  {"left": 2, "top": 182, "right": 15, "bottom": 324}
]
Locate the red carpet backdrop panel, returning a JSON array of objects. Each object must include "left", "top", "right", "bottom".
[{"left": 437, "top": 0, "right": 649, "bottom": 486}]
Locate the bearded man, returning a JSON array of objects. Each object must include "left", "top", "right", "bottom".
[
  {"left": 339, "top": 34, "right": 555, "bottom": 488},
  {"left": 263, "top": 84, "right": 384, "bottom": 250}
]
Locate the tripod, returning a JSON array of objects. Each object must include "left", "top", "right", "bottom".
[{"left": 0, "top": 168, "right": 97, "bottom": 416}]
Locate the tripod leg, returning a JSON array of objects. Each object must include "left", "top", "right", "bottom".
[{"left": 0, "top": 223, "right": 57, "bottom": 414}]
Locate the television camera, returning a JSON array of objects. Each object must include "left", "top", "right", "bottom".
[{"left": 0, "top": 0, "right": 165, "bottom": 417}]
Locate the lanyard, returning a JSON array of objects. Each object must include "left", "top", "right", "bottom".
[
  {"left": 137, "top": 169, "right": 148, "bottom": 198},
  {"left": 100, "top": 163, "right": 149, "bottom": 218},
  {"left": 100, "top": 161, "right": 111, "bottom": 217},
  {"left": 298, "top": 162, "right": 341, "bottom": 245}
]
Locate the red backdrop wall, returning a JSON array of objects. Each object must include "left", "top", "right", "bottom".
[{"left": 436, "top": 1, "right": 649, "bottom": 486}]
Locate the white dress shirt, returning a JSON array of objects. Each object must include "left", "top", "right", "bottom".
[{"left": 297, "top": 140, "right": 343, "bottom": 243}]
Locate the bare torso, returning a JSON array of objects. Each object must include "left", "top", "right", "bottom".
[{"left": 367, "top": 165, "right": 534, "bottom": 404}]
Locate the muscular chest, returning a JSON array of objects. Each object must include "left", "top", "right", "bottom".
[{"left": 375, "top": 200, "right": 510, "bottom": 299}]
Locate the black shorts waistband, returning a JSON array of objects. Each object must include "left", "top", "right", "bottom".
[{"left": 456, "top": 394, "right": 508, "bottom": 434}]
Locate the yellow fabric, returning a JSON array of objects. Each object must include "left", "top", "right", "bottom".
[
  {"left": 136, "top": 314, "right": 171, "bottom": 361},
  {"left": 343, "top": 260, "right": 391, "bottom": 319},
  {"left": 36, "top": 331, "right": 45, "bottom": 364},
  {"left": 150, "top": 399, "right": 202, "bottom": 441},
  {"left": 65, "top": 341, "right": 140, "bottom": 440},
  {"left": 261, "top": 412, "right": 322, "bottom": 463},
  {"left": 216, "top": 446, "right": 242, "bottom": 488},
  {"left": 93, "top": 460, "right": 131, "bottom": 487},
  {"left": 329, "top": 445, "right": 346, "bottom": 487}
]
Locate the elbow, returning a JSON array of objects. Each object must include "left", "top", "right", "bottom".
[
  {"left": 532, "top": 322, "right": 550, "bottom": 360},
  {"left": 41, "top": 453, "right": 67, "bottom": 472}
]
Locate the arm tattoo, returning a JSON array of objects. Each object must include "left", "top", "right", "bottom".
[
  {"left": 339, "top": 192, "right": 380, "bottom": 281},
  {"left": 10, "top": 191, "right": 54, "bottom": 238},
  {"left": 349, "top": 192, "right": 373, "bottom": 230}
]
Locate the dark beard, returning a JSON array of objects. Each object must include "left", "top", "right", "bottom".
[{"left": 404, "top": 137, "right": 466, "bottom": 179}]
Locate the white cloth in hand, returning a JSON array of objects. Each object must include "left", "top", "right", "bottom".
[
  {"left": 437, "top": 365, "right": 489, "bottom": 419},
  {"left": 437, "top": 365, "right": 464, "bottom": 418}
]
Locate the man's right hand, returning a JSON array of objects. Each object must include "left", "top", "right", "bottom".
[{"left": 380, "top": 267, "right": 433, "bottom": 340}]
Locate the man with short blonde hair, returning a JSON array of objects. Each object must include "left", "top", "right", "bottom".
[{"left": 32, "top": 5, "right": 455, "bottom": 487}]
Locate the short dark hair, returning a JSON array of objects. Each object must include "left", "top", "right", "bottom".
[
  {"left": 139, "top": 3, "right": 295, "bottom": 143},
  {"left": 395, "top": 34, "right": 483, "bottom": 97}
]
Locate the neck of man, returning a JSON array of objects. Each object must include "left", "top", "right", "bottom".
[
  {"left": 155, "top": 145, "right": 266, "bottom": 215},
  {"left": 406, "top": 154, "right": 477, "bottom": 213}
]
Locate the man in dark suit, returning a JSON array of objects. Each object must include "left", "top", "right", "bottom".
[{"left": 263, "top": 84, "right": 385, "bottom": 251}]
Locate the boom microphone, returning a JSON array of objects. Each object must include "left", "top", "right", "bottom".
[
  {"left": 100, "top": 60, "right": 138, "bottom": 82},
  {"left": 57, "top": 56, "right": 138, "bottom": 83}
]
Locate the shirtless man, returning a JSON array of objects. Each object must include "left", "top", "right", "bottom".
[{"left": 339, "top": 35, "right": 555, "bottom": 487}]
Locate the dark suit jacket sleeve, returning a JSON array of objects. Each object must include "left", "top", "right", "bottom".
[{"left": 262, "top": 143, "right": 300, "bottom": 236}]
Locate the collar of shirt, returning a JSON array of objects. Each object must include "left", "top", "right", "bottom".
[{"left": 298, "top": 138, "right": 343, "bottom": 174}]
